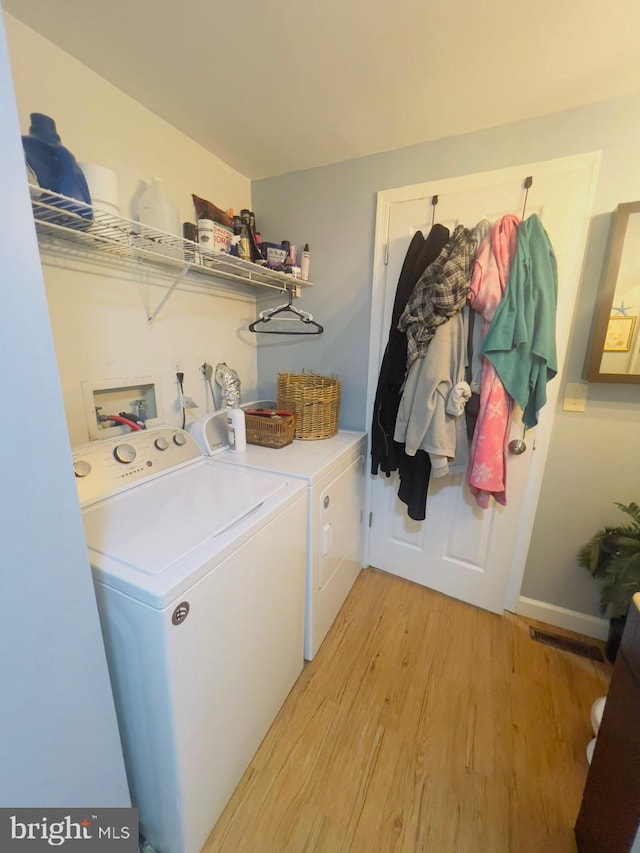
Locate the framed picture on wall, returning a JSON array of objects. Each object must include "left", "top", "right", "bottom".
[{"left": 604, "top": 315, "right": 637, "bottom": 352}]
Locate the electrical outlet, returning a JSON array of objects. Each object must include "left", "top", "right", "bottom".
[{"left": 563, "top": 382, "right": 588, "bottom": 413}]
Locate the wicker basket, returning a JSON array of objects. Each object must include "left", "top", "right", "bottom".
[
  {"left": 277, "top": 372, "right": 341, "bottom": 440},
  {"left": 245, "top": 410, "right": 296, "bottom": 448}
]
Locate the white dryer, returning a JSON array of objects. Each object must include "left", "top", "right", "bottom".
[
  {"left": 73, "top": 427, "right": 306, "bottom": 853},
  {"left": 190, "top": 411, "right": 367, "bottom": 660}
]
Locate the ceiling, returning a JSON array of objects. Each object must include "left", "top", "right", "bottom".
[{"left": 4, "top": 0, "right": 640, "bottom": 180}]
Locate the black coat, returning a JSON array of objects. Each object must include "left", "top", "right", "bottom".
[{"left": 370, "top": 224, "right": 450, "bottom": 478}]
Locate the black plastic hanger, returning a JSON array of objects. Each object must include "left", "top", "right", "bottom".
[{"left": 248, "top": 289, "right": 323, "bottom": 335}]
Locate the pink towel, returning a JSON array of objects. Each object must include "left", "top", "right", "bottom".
[{"left": 466, "top": 215, "right": 520, "bottom": 508}]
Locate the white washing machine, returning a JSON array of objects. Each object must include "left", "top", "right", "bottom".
[
  {"left": 189, "top": 411, "right": 367, "bottom": 660},
  {"left": 72, "top": 427, "right": 306, "bottom": 853}
]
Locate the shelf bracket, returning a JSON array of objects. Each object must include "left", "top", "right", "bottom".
[{"left": 147, "top": 264, "right": 191, "bottom": 323}]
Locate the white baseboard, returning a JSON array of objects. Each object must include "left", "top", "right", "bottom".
[{"left": 515, "top": 596, "right": 609, "bottom": 641}]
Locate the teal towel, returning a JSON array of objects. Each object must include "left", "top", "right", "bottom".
[{"left": 482, "top": 214, "right": 557, "bottom": 428}]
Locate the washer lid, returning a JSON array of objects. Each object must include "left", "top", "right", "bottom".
[{"left": 83, "top": 459, "right": 287, "bottom": 578}]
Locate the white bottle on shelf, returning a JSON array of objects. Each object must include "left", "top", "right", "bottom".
[
  {"left": 138, "top": 177, "right": 181, "bottom": 237},
  {"left": 300, "top": 243, "right": 311, "bottom": 281},
  {"left": 197, "top": 212, "right": 215, "bottom": 254}
]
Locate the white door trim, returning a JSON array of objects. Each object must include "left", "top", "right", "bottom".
[{"left": 363, "top": 152, "right": 601, "bottom": 610}]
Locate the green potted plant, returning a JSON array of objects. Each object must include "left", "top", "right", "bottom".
[{"left": 577, "top": 501, "right": 640, "bottom": 663}]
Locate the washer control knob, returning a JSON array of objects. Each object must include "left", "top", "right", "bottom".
[
  {"left": 173, "top": 432, "right": 187, "bottom": 447},
  {"left": 73, "top": 459, "right": 92, "bottom": 478},
  {"left": 114, "top": 443, "right": 136, "bottom": 464},
  {"left": 154, "top": 436, "right": 170, "bottom": 451}
]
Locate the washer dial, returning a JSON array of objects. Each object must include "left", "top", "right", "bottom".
[
  {"left": 73, "top": 459, "right": 92, "bottom": 478},
  {"left": 114, "top": 443, "right": 137, "bottom": 464}
]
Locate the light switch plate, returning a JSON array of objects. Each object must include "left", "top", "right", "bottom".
[{"left": 563, "top": 382, "right": 588, "bottom": 413}]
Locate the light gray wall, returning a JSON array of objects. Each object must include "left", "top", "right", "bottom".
[
  {"left": 253, "top": 93, "right": 640, "bottom": 618},
  {"left": 0, "top": 11, "right": 129, "bottom": 806}
]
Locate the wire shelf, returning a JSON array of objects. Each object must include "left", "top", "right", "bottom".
[{"left": 29, "top": 184, "right": 312, "bottom": 301}]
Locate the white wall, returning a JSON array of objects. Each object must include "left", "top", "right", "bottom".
[
  {"left": 252, "top": 94, "right": 640, "bottom": 619},
  {"left": 5, "top": 13, "right": 257, "bottom": 446},
  {"left": 0, "top": 9, "right": 129, "bottom": 806}
]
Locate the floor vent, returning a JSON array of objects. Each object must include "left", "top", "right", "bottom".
[{"left": 529, "top": 628, "right": 604, "bottom": 662}]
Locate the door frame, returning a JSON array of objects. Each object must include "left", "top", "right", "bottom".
[{"left": 363, "top": 152, "right": 600, "bottom": 612}]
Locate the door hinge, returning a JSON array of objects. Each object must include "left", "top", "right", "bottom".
[
  {"left": 369, "top": 511, "right": 373, "bottom": 528},
  {"left": 383, "top": 243, "right": 389, "bottom": 265}
]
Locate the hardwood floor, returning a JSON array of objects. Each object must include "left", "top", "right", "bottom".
[{"left": 203, "top": 568, "right": 610, "bottom": 853}]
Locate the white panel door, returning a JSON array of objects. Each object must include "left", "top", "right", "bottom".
[{"left": 367, "top": 155, "right": 599, "bottom": 613}]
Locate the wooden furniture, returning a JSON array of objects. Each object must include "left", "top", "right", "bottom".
[{"left": 575, "top": 594, "right": 640, "bottom": 851}]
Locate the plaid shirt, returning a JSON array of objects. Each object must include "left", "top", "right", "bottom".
[{"left": 398, "top": 225, "right": 478, "bottom": 368}]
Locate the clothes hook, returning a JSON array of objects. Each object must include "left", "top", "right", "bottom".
[
  {"left": 431, "top": 194, "right": 439, "bottom": 227},
  {"left": 521, "top": 176, "right": 533, "bottom": 220}
]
